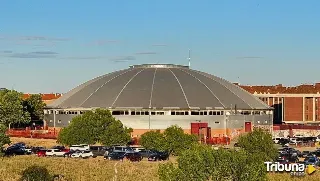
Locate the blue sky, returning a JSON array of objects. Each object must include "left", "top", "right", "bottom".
[{"left": 1, "top": 0, "right": 320, "bottom": 93}]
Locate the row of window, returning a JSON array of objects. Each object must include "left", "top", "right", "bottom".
[{"left": 46, "top": 110, "right": 265, "bottom": 116}]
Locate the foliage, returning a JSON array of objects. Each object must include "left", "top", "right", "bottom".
[
  {"left": 158, "top": 144, "right": 267, "bottom": 181},
  {"left": 237, "top": 128, "right": 278, "bottom": 161},
  {"left": 23, "top": 94, "right": 46, "bottom": 120},
  {"left": 0, "top": 89, "right": 31, "bottom": 127},
  {"left": 57, "top": 109, "right": 132, "bottom": 146},
  {"left": 140, "top": 125, "right": 198, "bottom": 155},
  {"left": 140, "top": 130, "right": 166, "bottom": 151},
  {"left": 163, "top": 125, "right": 198, "bottom": 155},
  {"left": 19, "top": 165, "right": 52, "bottom": 181},
  {"left": 0, "top": 124, "right": 10, "bottom": 156}
]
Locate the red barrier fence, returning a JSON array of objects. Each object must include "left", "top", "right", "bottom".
[
  {"left": 273, "top": 124, "right": 320, "bottom": 130},
  {"left": 6, "top": 129, "right": 58, "bottom": 139}
]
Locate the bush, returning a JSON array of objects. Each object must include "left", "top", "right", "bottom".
[
  {"left": 20, "top": 165, "right": 52, "bottom": 181},
  {"left": 158, "top": 144, "right": 267, "bottom": 181},
  {"left": 57, "top": 109, "right": 132, "bottom": 146},
  {"left": 140, "top": 125, "right": 198, "bottom": 155},
  {"left": 237, "top": 128, "right": 278, "bottom": 161}
]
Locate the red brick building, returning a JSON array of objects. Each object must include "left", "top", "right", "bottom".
[
  {"left": 23, "top": 93, "right": 62, "bottom": 105},
  {"left": 239, "top": 83, "right": 320, "bottom": 125}
]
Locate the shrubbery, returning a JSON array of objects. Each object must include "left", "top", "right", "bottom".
[
  {"left": 140, "top": 125, "right": 198, "bottom": 155},
  {"left": 158, "top": 128, "right": 276, "bottom": 181},
  {"left": 20, "top": 165, "right": 52, "bottom": 181},
  {"left": 57, "top": 109, "right": 132, "bottom": 146}
]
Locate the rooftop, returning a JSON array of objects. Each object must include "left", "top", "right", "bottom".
[{"left": 129, "top": 64, "right": 189, "bottom": 69}]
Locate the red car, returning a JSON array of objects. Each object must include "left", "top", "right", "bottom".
[{"left": 37, "top": 149, "right": 47, "bottom": 157}]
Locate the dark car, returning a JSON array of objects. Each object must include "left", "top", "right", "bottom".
[
  {"left": 90, "top": 146, "right": 109, "bottom": 157},
  {"left": 301, "top": 151, "right": 311, "bottom": 158},
  {"left": 52, "top": 146, "right": 65, "bottom": 150},
  {"left": 105, "top": 151, "right": 126, "bottom": 161},
  {"left": 31, "top": 146, "right": 45, "bottom": 154},
  {"left": 125, "top": 152, "right": 143, "bottom": 162},
  {"left": 63, "top": 150, "right": 76, "bottom": 157},
  {"left": 148, "top": 151, "right": 169, "bottom": 161},
  {"left": 4, "top": 145, "right": 26, "bottom": 156}
]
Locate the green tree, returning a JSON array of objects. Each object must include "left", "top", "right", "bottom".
[
  {"left": 0, "top": 124, "right": 10, "bottom": 155},
  {"left": 140, "top": 130, "right": 166, "bottom": 151},
  {"left": 237, "top": 128, "right": 278, "bottom": 161},
  {"left": 0, "top": 89, "right": 31, "bottom": 127},
  {"left": 57, "top": 109, "right": 132, "bottom": 146},
  {"left": 140, "top": 125, "right": 198, "bottom": 155},
  {"left": 24, "top": 94, "right": 46, "bottom": 120},
  {"left": 158, "top": 144, "right": 267, "bottom": 181},
  {"left": 163, "top": 125, "right": 198, "bottom": 155}
]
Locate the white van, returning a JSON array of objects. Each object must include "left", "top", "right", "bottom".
[{"left": 70, "top": 144, "right": 90, "bottom": 151}]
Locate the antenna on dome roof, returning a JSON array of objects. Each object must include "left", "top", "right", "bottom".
[{"left": 188, "top": 49, "right": 191, "bottom": 67}]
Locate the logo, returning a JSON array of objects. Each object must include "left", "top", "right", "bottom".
[{"left": 264, "top": 162, "right": 316, "bottom": 177}]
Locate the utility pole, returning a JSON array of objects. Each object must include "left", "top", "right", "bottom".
[{"left": 188, "top": 49, "right": 191, "bottom": 67}]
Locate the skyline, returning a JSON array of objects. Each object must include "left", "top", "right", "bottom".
[{"left": 1, "top": 1, "right": 320, "bottom": 93}]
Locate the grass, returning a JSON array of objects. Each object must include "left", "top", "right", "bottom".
[
  {"left": 3, "top": 137, "right": 320, "bottom": 181},
  {"left": 0, "top": 156, "right": 161, "bottom": 181}
]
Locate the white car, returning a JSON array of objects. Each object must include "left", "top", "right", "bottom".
[
  {"left": 45, "top": 149, "right": 66, "bottom": 157},
  {"left": 70, "top": 144, "right": 90, "bottom": 151},
  {"left": 71, "top": 150, "right": 94, "bottom": 158}
]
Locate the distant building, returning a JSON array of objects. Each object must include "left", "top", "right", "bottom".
[
  {"left": 240, "top": 83, "right": 320, "bottom": 124},
  {"left": 43, "top": 64, "right": 273, "bottom": 138},
  {"left": 23, "top": 93, "right": 63, "bottom": 105}
]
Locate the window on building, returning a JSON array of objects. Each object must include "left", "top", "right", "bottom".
[
  {"left": 214, "top": 121, "right": 220, "bottom": 124},
  {"left": 217, "top": 111, "right": 221, "bottom": 115},
  {"left": 58, "top": 120, "right": 61, "bottom": 123},
  {"left": 145, "top": 111, "right": 149, "bottom": 115},
  {"left": 151, "top": 112, "right": 156, "bottom": 115},
  {"left": 316, "top": 115, "right": 318, "bottom": 120},
  {"left": 136, "top": 111, "right": 141, "bottom": 115},
  {"left": 131, "top": 111, "right": 135, "bottom": 115},
  {"left": 49, "top": 120, "right": 53, "bottom": 123},
  {"left": 191, "top": 111, "right": 199, "bottom": 115},
  {"left": 156, "top": 112, "right": 164, "bottom": 115},
  {"left": 112, "top": 111, "right": 121, "bottom": 115},
  {"left": 185, "top": 111, "right": 189, "bottom": 115}
]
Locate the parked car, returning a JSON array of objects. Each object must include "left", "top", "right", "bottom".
[
  {"left": 105, "top": 151, "right": 126, "bottom": 161},
  {"left": 90, "top": 146, "right": 109, "bottom": 157},
  {"left": 71, "top": 150, "right": 94, "bottom": 158},
  {"left": 148, "top": 151, "right": 169, "bottom": 161},
  {"left": 4, "top": 145, "right": 26, "bottom": 156},
  {"left": 303, "top": 157, "right": 320, "bottom": 166},
  {"left": 130, "top": 146, "right": 145, "bottom": 152},
  {"left": 125, "top": 152, "right": 143, "bottom": 162},
  {"left": 63, "top": 150, "right": 76, "bottom": 157},
  {"left": 112, "top": 146, "right": 134, "bottom": 153},
  {"left": 31, "top": 146, "right": 45, "bottom": 154},
  {"left": 45, "top": 149, "right": 66, "bottom": 157},
  {"left": 70, "top": 144, "right": 90, "bottom": 151},
  {"left": 37, "top": 149, "right": 47, "bottom": 157},
  {"left": 52, "top": 145, "right": 65, "bottom": 150},
  {"left": 301, "top": 151, "right": 311, "bottom": 158}
]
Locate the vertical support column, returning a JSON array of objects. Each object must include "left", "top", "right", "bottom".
[
  {"left": 272, "top": 97, "right": 275, "bottom": 106},
  {"left": 267, "top": 97, "right": 270, "bottom": 106},
  {"left": 302, "top": 97, "right": 305, "bottom": 122},
  {"left": 282, "top": 97, "right": 284, "bottom": 122},
  {"left": 313, "top": 97, "right": 316, "bottom": 121},
  {"left": 53, "top": 109, "right": 56, "bottom": 128}
]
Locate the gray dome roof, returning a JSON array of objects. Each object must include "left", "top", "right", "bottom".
[{"left": 49, "top": 64, "right": 269, "bottom": 110}]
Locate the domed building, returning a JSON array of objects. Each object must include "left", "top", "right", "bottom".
[{"left": 44, "top": 64, "right": 273, "bottom": 138}]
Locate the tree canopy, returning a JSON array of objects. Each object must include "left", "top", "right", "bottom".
[
  {"left": 140, "top": 125, "right": 198, "bottom": 155},
  {"left": 158, "top": 144, "right": 267, "bottom": 181},
  {"left": 0, "top": 89, "right": 30, "bottom": 127},
  {"left": 57, "top": 109, "right": 132, "bottom": 146},
  {"left": 0, "top": 124, "right": 10, "bottom": 155},
  {"left": 23, "top": 94, "right": 46, "bottom": 121},
  {"left": 237, "top": 128, "right": 278, "bottom": 161}
]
